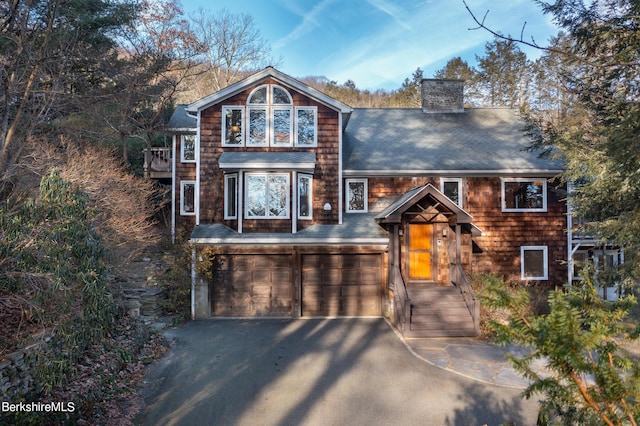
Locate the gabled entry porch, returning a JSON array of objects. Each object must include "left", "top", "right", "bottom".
[{"left": 376, "top": 183, "right": 482, "bottom": 337}]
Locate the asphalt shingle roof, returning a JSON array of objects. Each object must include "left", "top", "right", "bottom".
[
  {"left": 343, "top": 108, "right": 563, "bottom": 175},
  {"left": 190, "top": 214, "right": 388, "bottom": 245},
  {"left": 166, "top": 105, "right": 196, "bottom": 131}
]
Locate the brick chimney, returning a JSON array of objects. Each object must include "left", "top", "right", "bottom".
[{"left": 421, "top": 79, "right": 464, "bottom": 113}]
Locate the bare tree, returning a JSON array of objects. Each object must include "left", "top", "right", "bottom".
[
  {"left": 188, "top": 8, "right": 274, "bottom": 95},
  {"left": 108, "top": 0, "right": 204, "bottom": 162}
]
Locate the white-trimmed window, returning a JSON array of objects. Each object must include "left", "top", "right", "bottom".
[
  {"left": 222, "top": 107, "right": 243, "bottom": 146},
  {"left": 247, "top": 107, "right": 268, "bottom": 146},
  {"left": 346, "top": 179, "right": 368, "bottom": 213},
  {"left": 180, "top": 180, "right": 196, "bottom": 216},
  {"left": 246, "top": 84, "right": 294, "bottom": 147},
  {"left": 441, "top": 178, "right": 463, "bottom": 208},
  {"left": 296, "top": 107, "right": 317, "bottom": 146},
  {"left": 181, "top": 134, "right": 196, "bottom": 162},
  {"left": 298, "top": 174, "right": 313, "bottom": 220},
  {"left": 502, "top": 178, "right": 547, "bottom": 212},
  {"left": 223, "top": 85, "right": 317, "bottom": 147},
  {"left": 245, "top": 173, "right": 290, "bottom": 219},
  {"left": 272, "top": 107, "right": 293, "bottom": 146},
  {"left": 521, "top": 246, "right": 548, "bottom": 280},
  {"left": 224, "top": 173, "right": 238, "bottom": 219}
]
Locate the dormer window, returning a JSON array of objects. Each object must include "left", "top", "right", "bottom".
[{"left": 222, "top": 84, "right": 317, "bottom": 147}]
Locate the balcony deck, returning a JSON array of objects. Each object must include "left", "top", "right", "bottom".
[{"left": 144, "top": 147, "right": 172, "bottom": 179}]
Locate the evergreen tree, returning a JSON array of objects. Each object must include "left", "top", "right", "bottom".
[
  {"left": 476, "top": 37, "right": 531, "bottom": 108},
  {"left": 393, "top": 67, "right": 423, "bottom": 107},
  {"left": 481, "top": 274, "right": 640, "bottom": 425},
  {"left": 0, "top": 0, "right": 139, "bottom": 173}
]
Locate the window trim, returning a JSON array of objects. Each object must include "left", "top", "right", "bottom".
[
  {"left": 221, "top": 106, "right": 244, "bottom": 147},
  {"left": 180, "top": 180, "right": 196, "bottom": 216},
  {"left": 247, "top": 106, "right": 268, "bottom": 147},
  {"left": 345, "top": 178, "right": 368, "bottom": 213},
  {"left": 298, "top": 173, "right": 313, "bottom": 220},
  {"left": 295, "top": 106, "right": 318, "bottom": 147},
  {"left": 440, "top": 177, "right": 463, "bottom": 208},
  {"left": 271, "top": 106, "right": 293, "bottom": 147},
  {"left": 245, "top": 172, "right": 291, "bottom": 219},
  {"left": 272, "top": 85, "right": 293, "bottom": 104},
  {"left": 224, "top": 173, "right": 238, "bottom": 220},
  {"left": 223, "top": 85, "right": 318, "bottom": 148},
  {"left": 180, "top": 134, "right": 196, "bottom": 163},
  {"left": 502, "top": 178, "right": 548, "bottom": 212},
  {"left": 247, "top": 85, "right": 268, "bottom": 104},
  {"left": 521, "top": 245, "right": 548, "bottom": 280}
]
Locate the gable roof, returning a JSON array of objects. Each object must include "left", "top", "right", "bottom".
[
  {"left": 375, "top": 183, "right": 482, "bottom": 235},
  {"left": 343, "top": 108, "right": 563, "bottom": 176},
  {"left": 186, "top": 66, "right": 353, "bottom": 116}
]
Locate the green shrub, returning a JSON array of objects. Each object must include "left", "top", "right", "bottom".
[
  {"left": 0, "top": 170, "right": 115, "bottom": 394},
  {"left": 482, "top": 274, "right": 640, "bottom": 425}
]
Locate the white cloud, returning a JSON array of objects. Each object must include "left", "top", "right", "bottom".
[
  {"left": 366, "top": 0, "right": 412, "bottom": 31},
  {"left": 273, "top": 0, "right": 336, "bottom": 50}
]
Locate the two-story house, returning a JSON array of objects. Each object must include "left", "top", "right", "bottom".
[{"left": 164, "top": 66, "right": 566, "bottom": 337}]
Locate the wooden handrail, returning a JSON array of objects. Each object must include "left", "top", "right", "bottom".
[
  {"left": 451, "top": 263, "right": 479, "bottom": 335},
  {"left": 143, "top": 147, "right": 172, "bottom": 178},
  {"left": 392, "top": 266, "right": 410, "bottom": 333}
]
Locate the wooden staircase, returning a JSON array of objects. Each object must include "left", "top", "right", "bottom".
[{"left": 404, "top": 285, "right": 478, "bottom": 338}]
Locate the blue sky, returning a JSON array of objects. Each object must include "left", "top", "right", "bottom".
[{"left": 181, "top": 0, "right": 559, "bottom": 91}]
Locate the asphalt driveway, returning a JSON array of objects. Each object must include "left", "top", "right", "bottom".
[{"left": 138, "top": 318, "right": 539, "bottom": 426}]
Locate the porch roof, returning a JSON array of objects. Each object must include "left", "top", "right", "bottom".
[
  {"left": 189, "top": 214, "right": 389, "bottom": 246},
  {"left": 375, "top": 183, "right": 482, "bottom": 235},
  {"left": 218, "top": 152, "right": 316, "bottom": 171},
  {"left": 166, "top": 104, "right": 196, "bottom": 131}
]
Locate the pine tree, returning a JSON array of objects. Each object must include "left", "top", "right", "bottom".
[{"left": 481, "top": 274, "right": 640, "bottom": 425}]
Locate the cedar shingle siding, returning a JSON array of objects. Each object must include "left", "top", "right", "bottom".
[{"left": 166, "top": 67, "right": 568, "bottom": 325}]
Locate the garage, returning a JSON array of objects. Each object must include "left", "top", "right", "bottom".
[
  {"left": 301, "top": 253, "right": 382, "bottom": 316},
  {"left": 210, "top": 254, "right": 293, "bottom": 316}
]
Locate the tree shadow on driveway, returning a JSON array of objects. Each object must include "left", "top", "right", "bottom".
[{"left": 138, "top": 318, "right": 538, "bottom": 425}]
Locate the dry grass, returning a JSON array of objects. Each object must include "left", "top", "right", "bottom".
[{"left": 15, "top": 137, "right": 166, "bottom": 263}]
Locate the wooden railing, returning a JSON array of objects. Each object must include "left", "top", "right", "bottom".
[
  {"left": 392, "top": 266, "right": 410, "bottom": 333},
  {"left": 451, "top": 264, "right": 479, "bottom": 335},
  {"left": 143, "top": 147, "right": 172, "bottom": 179}
]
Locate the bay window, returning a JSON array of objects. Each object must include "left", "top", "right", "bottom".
[
  {"left": 246, "top": 173, "right": 290, "bottom": 219},
  {"left": 224, "top": 174, "right": 238, "bottom": 219},
  {"left": 298, "top": 174, "right": 313, "bottom": 219}
]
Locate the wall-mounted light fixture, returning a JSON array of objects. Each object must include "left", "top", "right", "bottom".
[{"left": 323, "top": 203, "right": 332, "bottom": 211}]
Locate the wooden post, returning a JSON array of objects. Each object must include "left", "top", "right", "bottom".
[{"left": 143, "top": 148, "right": 150, "bottom": 179}]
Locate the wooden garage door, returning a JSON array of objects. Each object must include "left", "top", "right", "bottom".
[
  {"left": 302, "top": 254, "right": 382, "bottom": 316},
  {"left": 211, "top": 254, "right": 292, "bottom": 316}
]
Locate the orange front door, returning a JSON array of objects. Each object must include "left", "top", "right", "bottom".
[{"left": 408, "top": 224, "right": 434, "bottom": 281}]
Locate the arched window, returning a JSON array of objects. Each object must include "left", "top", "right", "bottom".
[
  {"left": 247, "top": 84, "right": 293, "bottom": 146},
  {"left": 222, "top": 84, "right": 317, "bottom": 147}
]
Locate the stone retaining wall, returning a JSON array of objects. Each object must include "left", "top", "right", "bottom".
[{"left": 0, "top": 341, "right": 42, "bottom": 397}]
